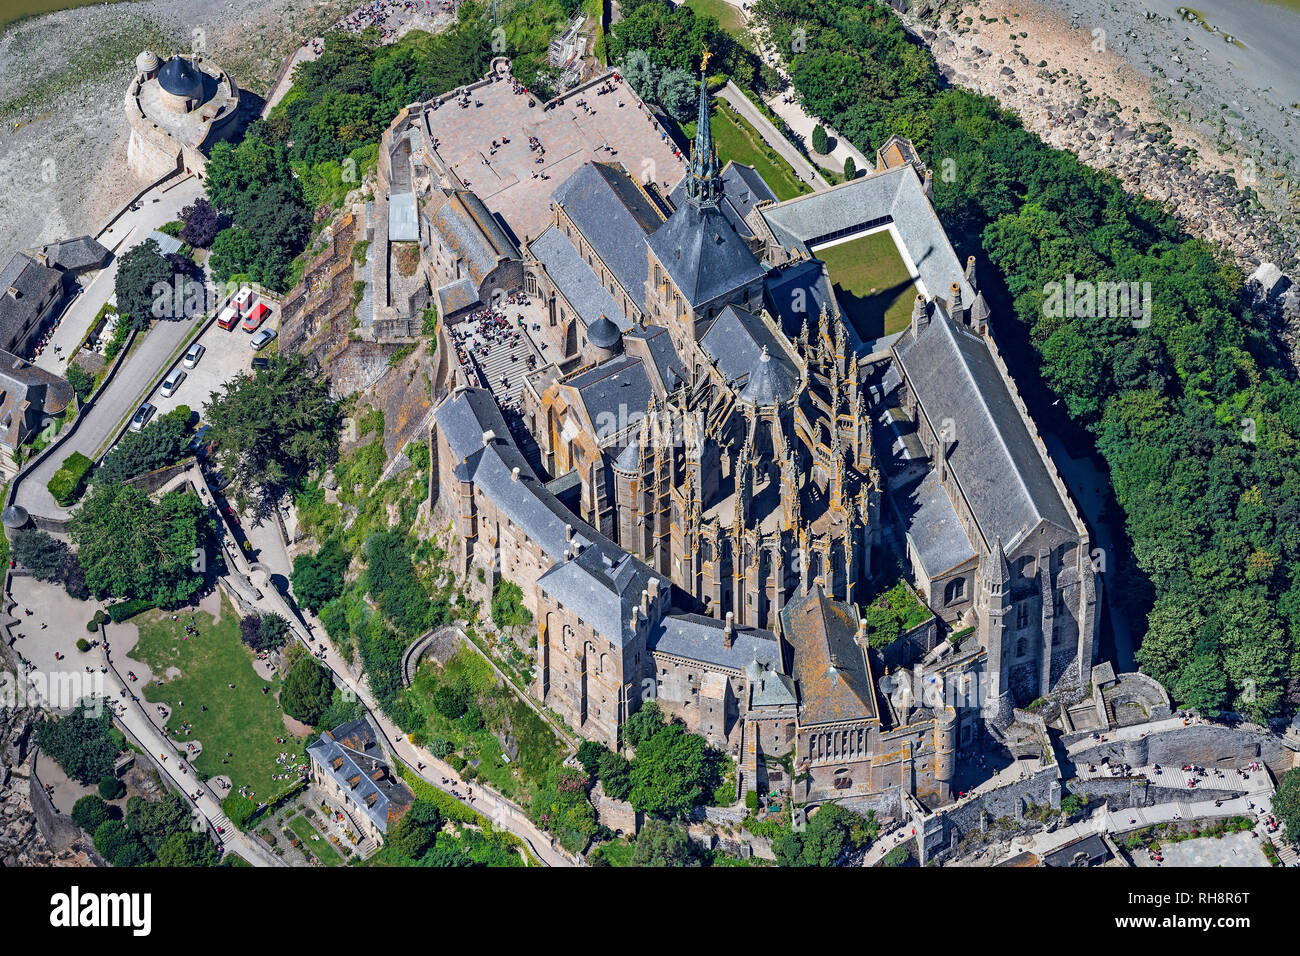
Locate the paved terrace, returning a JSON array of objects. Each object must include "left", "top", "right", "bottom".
[{"left": 424, "top": 73, "right": 687, "bottom": 244}]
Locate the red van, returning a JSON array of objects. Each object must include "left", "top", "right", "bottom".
[{"left": 242, "top": 302, "right": 269, "bottom": 332}]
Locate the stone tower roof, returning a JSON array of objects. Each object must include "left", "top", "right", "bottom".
[{"left": 158, "top": 55, "right": 204, "bottom": 100}]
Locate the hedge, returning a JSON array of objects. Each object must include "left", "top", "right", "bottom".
[
  {"left": 47, "top": 452, "right": 94, "bottom": 507},
  {"left": 107, "top": 599, "right": 155, "bottom": 623}
]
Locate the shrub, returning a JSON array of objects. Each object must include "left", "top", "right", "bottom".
[
  {"left": 107, "top": 599, "right": 155, "bottom": 623},
  {"left": 222, "top": 793, "right": 260, "bottom": 829},
  {"left": 98, "top": 775, "right": 125, "bottom": 800},
  {"left": 745, "top": 790, "right": 760, "bottom": 811},
  {"left": 72, "top": 795, "right": 112, "bottom": 833},
  {"left": 811, "top": 123, "right": 829, "bottom": 154},
  {"left": 843, "top": 155, "right": 856, "bottom": 180},
  {"left": 65, "top": 362, "right": 94, "bottom": 401},
  {"left": 76, "top": 638, "right": 91, "bottom": 653},
  {"left": 47, "top": 452, "right": 93, "bottom": 506}
]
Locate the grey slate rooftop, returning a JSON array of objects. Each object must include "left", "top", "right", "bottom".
[
  {"left": 306, "top": 717, "right": 414, "bottom": 836},
  {"left": 647, "top": 200, "right": 766, "bottom": 308},
  {"left": 552, "top": 162, "right": 662, "bottom": 304},
  {"left": 700, "top": 304, "right": 798, "bottom": 399},
  {"left": 668, "top": 161, "right": 776, "bottom": 240},
  {"left": 893, "top": 309, "right": 1074, "bottom": 551},
  {"left": 892, "top": 468, "right": 977, "bottom": 580},
  {"left": 0, "top": 252, "right": 62, "bottom": 349},
  {"left": 36, "top": 236, "right": 110, "bottom": 274},
  {"left": 566, "top": 354, "right": 653, "bottom": 443},
  {"left": 529, "top": 225, "right": 629, "bottom": 332},
  {"left": 649, "top": 612, "right": 780, "bottom": 673}
]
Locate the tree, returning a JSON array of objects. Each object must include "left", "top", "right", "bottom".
[
  {"left": 490, "top": 579, "right": 531, "bottom": 629},
  {"left": 623, "top": 700, "right": 665, "bottom": 749},
  {"left": 71, "top": 795, "right": 112, "bottom": 834},
  {"left": 1275, "top": 768, "right": 1300, "bottom": 846},
  {"left": 773, "top": 803, "right": 866, "bottom": 867},
  {"left": 154, "top": 830, "right": 220, "bottom": 867},
  {"left": 70, "top": 482, "right": 209, "bottom": 605},
  {"left": 113, "top": 239, "right": 175, "bottom": 330},
  {"left": 11, "top": 529, "right": 70, "bottom": 581},
  {"left": 96, "top": 405, "right": 193, "bottom": 483},
  {"left": 204, "top": 353, "right": 342, "bottom": 519},
  {"left": 843, "top": 155, "right": 856, "bottom": 180},
  {"left": 179, "top": 197, "right": 221, "bottom": 248},
  {"left": 386, "top": 800, "right": 443, "bottom": 860},
  {"left": 240, "top": 613, "right": 291, "bottom": 653},
  {"left": 575, "top": 740, "right": 608, "bottom": 780},
  {"left": 291, "top": 537, "right": 350, "bottom": 612},
  {"left": 630, "top": 818, "right": 701, "bottom": 866},
  {"left": 811, "top": 123, "right": 829, "bottom": 155},
  {"left": 281, "top": 657, "right": 334, "bottom": 726},
  {"left": 35, "top": 710, "right": 122, "bottom": 786},
  {"left": 619, "top": 50, "right": 659, "bottom": 100},
  {"left": 657, "top": 68, "right": 696, "bottom": 121},
  {"left": 125, "top": 791, "right": 191, "bottom": 848},
  {"left": 65, "top": 362, "right": 93, "bottom": 401},
  {"left": 596, "top": 748, "right": 632, "bottom": 801},
  {"left": 628, "top": 721, "right": 720, "bottom": 818},
  {"left": 98, "top": 774, "right": 125, "bottom": 800}
]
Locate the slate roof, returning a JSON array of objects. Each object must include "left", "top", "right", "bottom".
[
  {"left": 648, "top": 612, "right": 781, "bottom": 673},
  {"left": 0, "top": 253, "right": 62, "bottom": 350},
  {"left": 758, "top": 166, "right": 972, "bottom": 306},
  {"left": 565, "top": 354, "right": 652, "bottom": 443},
  {"left": 781, "top": 586, "right": 877, "bottom": 726},
  {"left": 738, "top": 346, "right": 796, "bottom": 406},
  {"left": 893, "top": 468, "right": 977, "bottom": 580},
  {"left": 699, "top": 304, "right": 797, "bottom": 397},
  {"left": 389, "top": 191, "right": 419, "bottom": 243},
  {"left": 893, "top": 310, "right": 1074, "bottom": 551},
  {"left": 428, "top": 190, "right": 520, "bottom": 289},
  {"left": 36, "top": 236, "right": 110, "bottom": 273},
  {"left": 762, "top": 258, "right": 854, "bottom": 348},
  {"left": 588, "top": 313, "right": 621, "bottom": 349},
  {"left": 0, "top": 349, "right": 74, "bottom": 448},
  {"left": 529, "top": 226, "right": 628, "bottom": 332},
  {"left": 436, "top": 277, "right": 480, "bottom": 317},
  {"left": 647, "top": 200, "right": 766, "bottom": 308},
  {"left": 538, "top": 543, "right": 671, "bottom": 650},
  {"left": 624, "top": 324, "right": 686, "bottom": 393},
  {"left": 158, "top": 55, "right": 204, "bottom": 99},
  {"left": 668, "top": 161, "right": 776, "bottom": 240},
  {"left": 306, "top": 718, "right": 414, "bottom": 835},
  {"left": 553, "top": 162, "right": 662, "bottom": 304}
]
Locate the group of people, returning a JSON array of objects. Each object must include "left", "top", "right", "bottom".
[{"left": 328, "top": 0, "right": 441, "bottom": 43}]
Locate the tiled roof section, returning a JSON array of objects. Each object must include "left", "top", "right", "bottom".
[
  {"left": 699, "top": 304, "right": 797, "bottom": 394},
  {"left": 624, "top": 324, "right": 686, "bottom": 394},
  {"left": 306, "top": 718, "right": 414, "bottom": 835},
  {"left": 429, "top": 189, "right": 521, "bottom": 288},
  {"left": 0, "top": 253, "right": 62, "bottom": 349},
  {"left": 758, "top": 165, "right": 972, "bottom": 305},
  {"left": 553, "top": 162, "right": 661, "bottom": 303},
  {"left": 37, "top": 236, "right": 110, "bottom": 273},
  {"left": 750, "top": 665, "right": 798, "bottom": 707},
  {"left": 648, "top": 612, "right": 781, "bottom": 672},
  {"left": 668, "top": 161, "right": 776, "bottom": 240},
  {"left": 781, "top": 586, "right": 877, "bottom": 726},
  {"left": 436, "top": 277, "right": 481, "bottom": 317},
  {"left": 893, "top": 468, "right": 976, "bottom": 580},
  {"left": 538, "top": 543, "right": 670, "bottom": 649},
  {"left": 530, "top": 226, "right": 628, "bottom": 332},
  {"left": 647, "top": 200, "right": 766, "bottom": 308},
  {"left": 762, "top": 259, "right": 850, "bottom": 346},
  {"left": 567, "top": 354, "right": 653, "bottom": 443},
  {"left": 892, "top": 311, "right": 1074, "bottom": 550}
]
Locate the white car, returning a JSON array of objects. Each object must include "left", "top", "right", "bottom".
[
  {"left": 182, "top": 342, "right": 206, "bottom": 369},
  {"left": 159, "top": 369, "right": 187, "bottom": 398},
  {"left": 128, "top": 403, "right": 156, "bottom": 433},
  {"left": 249, "top": 327, "right": 277, "bottom": 351}
]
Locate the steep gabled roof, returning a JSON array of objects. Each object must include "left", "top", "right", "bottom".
[
  {"left": 892, "top": 309, "right": 1074, "bottom": 551},
  {"left": 781, "top": 586, "right": 877, "bottom": 726},
  {"left": 553, "top": 162, "right": 662, "bottom": 302},
  {"left": 646, "top": 200, "right": 765, "bottom": 308}
]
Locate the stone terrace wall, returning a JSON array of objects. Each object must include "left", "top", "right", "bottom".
[{"left": 1067, "top": 724, "right": 1296, "bottom": 779}]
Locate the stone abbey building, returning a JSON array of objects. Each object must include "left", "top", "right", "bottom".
[{"left": 420, "top": 61, "right": 1099, "bottom": 805}]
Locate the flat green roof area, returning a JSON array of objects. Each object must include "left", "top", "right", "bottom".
[{"left": 814, "top": 230, "right": 917, "bottom": 343}]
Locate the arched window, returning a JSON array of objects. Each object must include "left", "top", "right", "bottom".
[{"left": 944, "top": 577, "right": 966, "bottom": 604}]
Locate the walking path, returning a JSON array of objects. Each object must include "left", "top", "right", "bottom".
[{"left": 715, "top": 82, "right": 828, "bottom": 191}]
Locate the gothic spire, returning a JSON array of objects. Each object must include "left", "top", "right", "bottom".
[{"left": 686, "top": 52, "right": 722, "bottom": 207}]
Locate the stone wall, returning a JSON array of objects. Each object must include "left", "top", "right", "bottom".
[{"left": 1067, "top": 724, "right": 1297, "bottom": 779}]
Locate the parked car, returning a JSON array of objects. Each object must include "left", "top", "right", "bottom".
[
  {"left": 250, "top": 328, "right": 277, "bottom": 351},
  {"left": 129, "top": 402, "right": 156, "bottom": 433},
  {"left": 251, "top": 357, "right": 271, "bottom": 372},
  {"left": 242, "top": 302, "right": 269, "bottom": 332},
  {"left": 182, "top": 342, "right": 206, "bottom": 368},
  {"left": 159, "top": 369, "right": 187, "bottom": 398}
]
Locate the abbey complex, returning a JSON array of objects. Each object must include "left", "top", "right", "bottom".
[{"left": 371, "top": 58, "right": 1102, "bottom": 808}]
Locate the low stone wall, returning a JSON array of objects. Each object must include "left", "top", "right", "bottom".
[{"left": 1067, "top": 723, "right": 1296, "bottom": 779}]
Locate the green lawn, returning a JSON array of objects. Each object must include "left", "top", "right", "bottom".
[
  {"left": 814, "top": 230, "right": 917, "bottom": 342},
  {"left": 288, "top": 812, "right": 343, "bottom": 866},
  {"left": 684, "top": 104, "right": 813, "bottom": 203},
  {"left": 132, "top": 596, "right": 310, "bottom": 803},
  {"left": 591, "top": 839, "right": 635, "bottom": 866},
  {"left": 685, "top": 0, "right": 746, "bottom": 35}
]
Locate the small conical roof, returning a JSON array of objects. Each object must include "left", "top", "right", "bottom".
[
  {"left": 158, "top": 55, "right": 203, "bottom": 99},
  {"left": 1, "top": 504, "right": 28, "bottom": 528},
  {"left": 587, "top": 313, "right": 621, "bottom": 351}
]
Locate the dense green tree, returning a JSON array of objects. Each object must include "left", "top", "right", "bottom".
[
  {"left": 281, "top": 657, "right": 335, "bottom": 726},
  {"left": 11, "top": 529, "right": 70, "bottom": 581},
  {"left": 657, "top": 68, "right": 696, "bottom": 121},
  {"left": 113, "top": 239, "right": 175, "bottom": 330},
  {"left": 71, "top": 795, "right": 112, "bottom": 834},
  {"left": 204, "top": 353, "right": 341, "bottom": 520},
  {"left": 1275, "top": 768, "right": 1300, "bottom": 846},
  {"left": 34, "top": 710, "right": 122, "bottom": 786},
  {"left": 628, "top": 721, "right": 720, "bottom": 818},
  {"left": 96, "top": 405, "right": 193, "bottom": 483},
  {"left": 291, "top": 537, "right": 350, "bottom": 613},
  {"left": 622, "top": 700, "right": 665, "bottom": 749},
  {"left": 154, "top": 830, "right": 220, "bottom": 867},
  {"left": 596, "top": 748, "right": 633, "bottom": 801},
  {"left": 629, "top": 818, "right": 701, "bottom": 866},
  {"left": 71, "top": 482, "right": 208, "bottom": 605}
]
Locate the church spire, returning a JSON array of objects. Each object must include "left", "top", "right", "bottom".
[{"left": 686, "top": 52, "right": 722, "bottom": 207}]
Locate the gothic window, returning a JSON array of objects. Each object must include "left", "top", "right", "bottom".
[{"left": 1016, "top": 603, "right": 1030, "bottom": 629}]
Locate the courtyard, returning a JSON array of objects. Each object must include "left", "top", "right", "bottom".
[
  {"left": 814, "top": 228, "right": 918, "bottom": 344},
  {"left": 422, "top": 71, "right": 687, "bottom": 244}
]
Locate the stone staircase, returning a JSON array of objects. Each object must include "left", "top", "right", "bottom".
[{"left": 472, "top": 332, "right": 537, "bottom": 406}]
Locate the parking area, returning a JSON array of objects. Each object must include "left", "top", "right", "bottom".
[{"left": 122, "top": 298, "right": 281, "bottom": 436}]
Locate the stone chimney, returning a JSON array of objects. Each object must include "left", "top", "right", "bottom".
[
  {"left": 481, "top": 429, "right": 495, "bottom": 446},
  {"left": 910, "top": 294, "right": 928, "bottom": 339},
  {"left": 511, "top": 466, "right": 520, "bottom": 481},
  {"left": 949, "top": 281, "right": 963, "bottom": 319},
  {"left": 723, "top": 610, "right": 734, "bottom": 649},
  {"left": 565, "top": 523, "right": 573, "bottom": 542}
]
